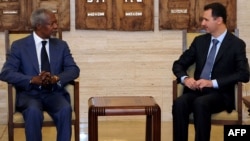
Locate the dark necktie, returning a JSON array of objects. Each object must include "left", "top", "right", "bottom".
[
  {"left": 200, "top": 39, "right": 219, "bottom": 79},
  {"left": 41, "top": 41, "right": 50, "bottom": 72}
]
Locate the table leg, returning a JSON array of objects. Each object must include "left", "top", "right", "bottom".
[
  {"left": 88, "top": 108, "right": 98, "bottom": 141},
  {"left": 146, "top": 115, "right": 153, "bottom": 141},
  {"left": 153, "top": 106, "right": 161, "bottom": 141}
]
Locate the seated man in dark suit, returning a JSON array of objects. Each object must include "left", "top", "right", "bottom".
[
  {"left": 0, "top": 8, "right": 80, "bottom": 141},
  {"left": 172, "top": 2, "right": 249, "bottom": 141}
]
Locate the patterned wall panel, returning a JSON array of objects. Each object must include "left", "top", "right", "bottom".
[
  {"left": 0, "top": 0, "right": 31, "bottom": 31},
  {"left": 75, "top": 0, "right": 154, "bottom": 31},
  {"left": 75, "top": 0, "right": 113, "bottom": 30},
  {"left": 0, "top": 0, "right": 70, "bottom": 31},
  {"left": 159, "top": 0, "right": 236, "bottom": 32}
]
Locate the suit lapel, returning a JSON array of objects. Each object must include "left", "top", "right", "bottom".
[
  {"left": 214, "top": 32, "right": 232, "bottom": 64},
  {"left": 48, "top": 39, "right": 59, "bottom": 74},
  {"left": 26, "top": 35, "right": 40, "bottom": 73},
  {"left": 200, "top": 34, "right": 212, "bottom": 66}
]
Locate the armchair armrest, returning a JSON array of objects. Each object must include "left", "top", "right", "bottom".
[
  {"left": 173, "top": 80, "right": 242, "bottom": 113},
  {"left": 172, "top": 80, "right": 184, "bottom": 101}
]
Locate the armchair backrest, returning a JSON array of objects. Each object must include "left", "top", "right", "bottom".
[
  {"left": 5, "top": 29, "right": 62, "bottom": 59},
  {"left": 182, "top": 29, "right": 239, "bottom": 51}
]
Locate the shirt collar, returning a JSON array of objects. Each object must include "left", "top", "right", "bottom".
[
  {"left": 33, "top": 31, "right": 49, "bottom": 47},
  {"left": 211, "top": 29, "right": 227, "bottom": 43}
]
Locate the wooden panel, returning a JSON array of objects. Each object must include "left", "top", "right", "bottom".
[
  {"left": 113, "top": 0, "right": 154, "bottom": 31},
  {"left": 0, "top": 0, "right": 70, "bottom": 31},
  {"left": 0, "top": 0, "right": 31, "bottom": 31},
  {"left": 75, "top": 0, "right": 113, "bottom": 30},
  {"left": 75, "top": 0, "right": 154, "bottom": 31},
  {"left": 33, "top": 0, "right": 70, "bottom": 31},
  {"left": 159, "top": 0, "right": 236, "bottom": 32},
  {"left": 160, "top": 0, "right": 195, "bottom": 31}
]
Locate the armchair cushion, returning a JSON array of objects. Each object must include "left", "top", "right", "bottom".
[{"left": 243, "top": 96, "right": 250, "bottom": 109}]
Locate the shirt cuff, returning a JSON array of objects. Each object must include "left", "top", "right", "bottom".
[
  {"left": 181, "top": 76, "right": 189, "bottom": 84},
  {"left": 57, "top": 81, "right": 62, "bottom": 87},
  {"left": 212, "top": 79, "right": 219, "bottom": 88}
]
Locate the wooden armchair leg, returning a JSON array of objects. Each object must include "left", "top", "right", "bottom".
[
  {"left": 8, "top": 123, "right": 14, "bottom": 141},
  {"left": 74, "top": 123, "right": 80, "bottom": 141}
]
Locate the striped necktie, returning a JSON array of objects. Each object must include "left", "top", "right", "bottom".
[{"left": 200, "top": 39, "right": 219, "bottom": 79}]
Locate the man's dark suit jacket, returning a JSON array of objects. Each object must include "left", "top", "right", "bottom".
[
  {"left": 0, "top": 33, "right": 80, "bottom": 99},
  {"left": 172, "top": 31, "right": 250, "bottom": 112}
]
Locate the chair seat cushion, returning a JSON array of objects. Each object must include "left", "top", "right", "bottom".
[
  {"left": 189, "top": 110, "right": 238, "bottom": 121},
  {"left": 13, "top": 111, "right": 76, "bottom": 123},
  {"left": 211, "top": 110, "right": 238, "bottom": 120},
  {"left": 243, "top": 96, "right": 250, "bottom": 109}
]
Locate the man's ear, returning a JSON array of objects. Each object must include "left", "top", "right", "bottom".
[{"left": 216, "top": 17, "right": 223, "bottom": 24}]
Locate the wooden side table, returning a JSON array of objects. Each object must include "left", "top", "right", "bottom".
[{"left": 88, "top": 96, "right": 161, "bottom": 141}]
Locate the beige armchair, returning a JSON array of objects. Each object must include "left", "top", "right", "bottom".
[
  {"left": 5, "top": 30, "right": 79, "bottom": 141},
  {"left": 172, "top": 29, "right": 243, "bottom": 125}
]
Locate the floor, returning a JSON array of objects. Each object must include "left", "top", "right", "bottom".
[
  {"left": 0, "top": 88, "right": 249, "bottom": 141},
  {"left": 0, "top": 121, "right": 225, "bottom": 141}
]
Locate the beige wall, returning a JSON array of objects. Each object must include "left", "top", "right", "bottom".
[{"left": 0, "top": 0, "right": 250, "bottom": 124}]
